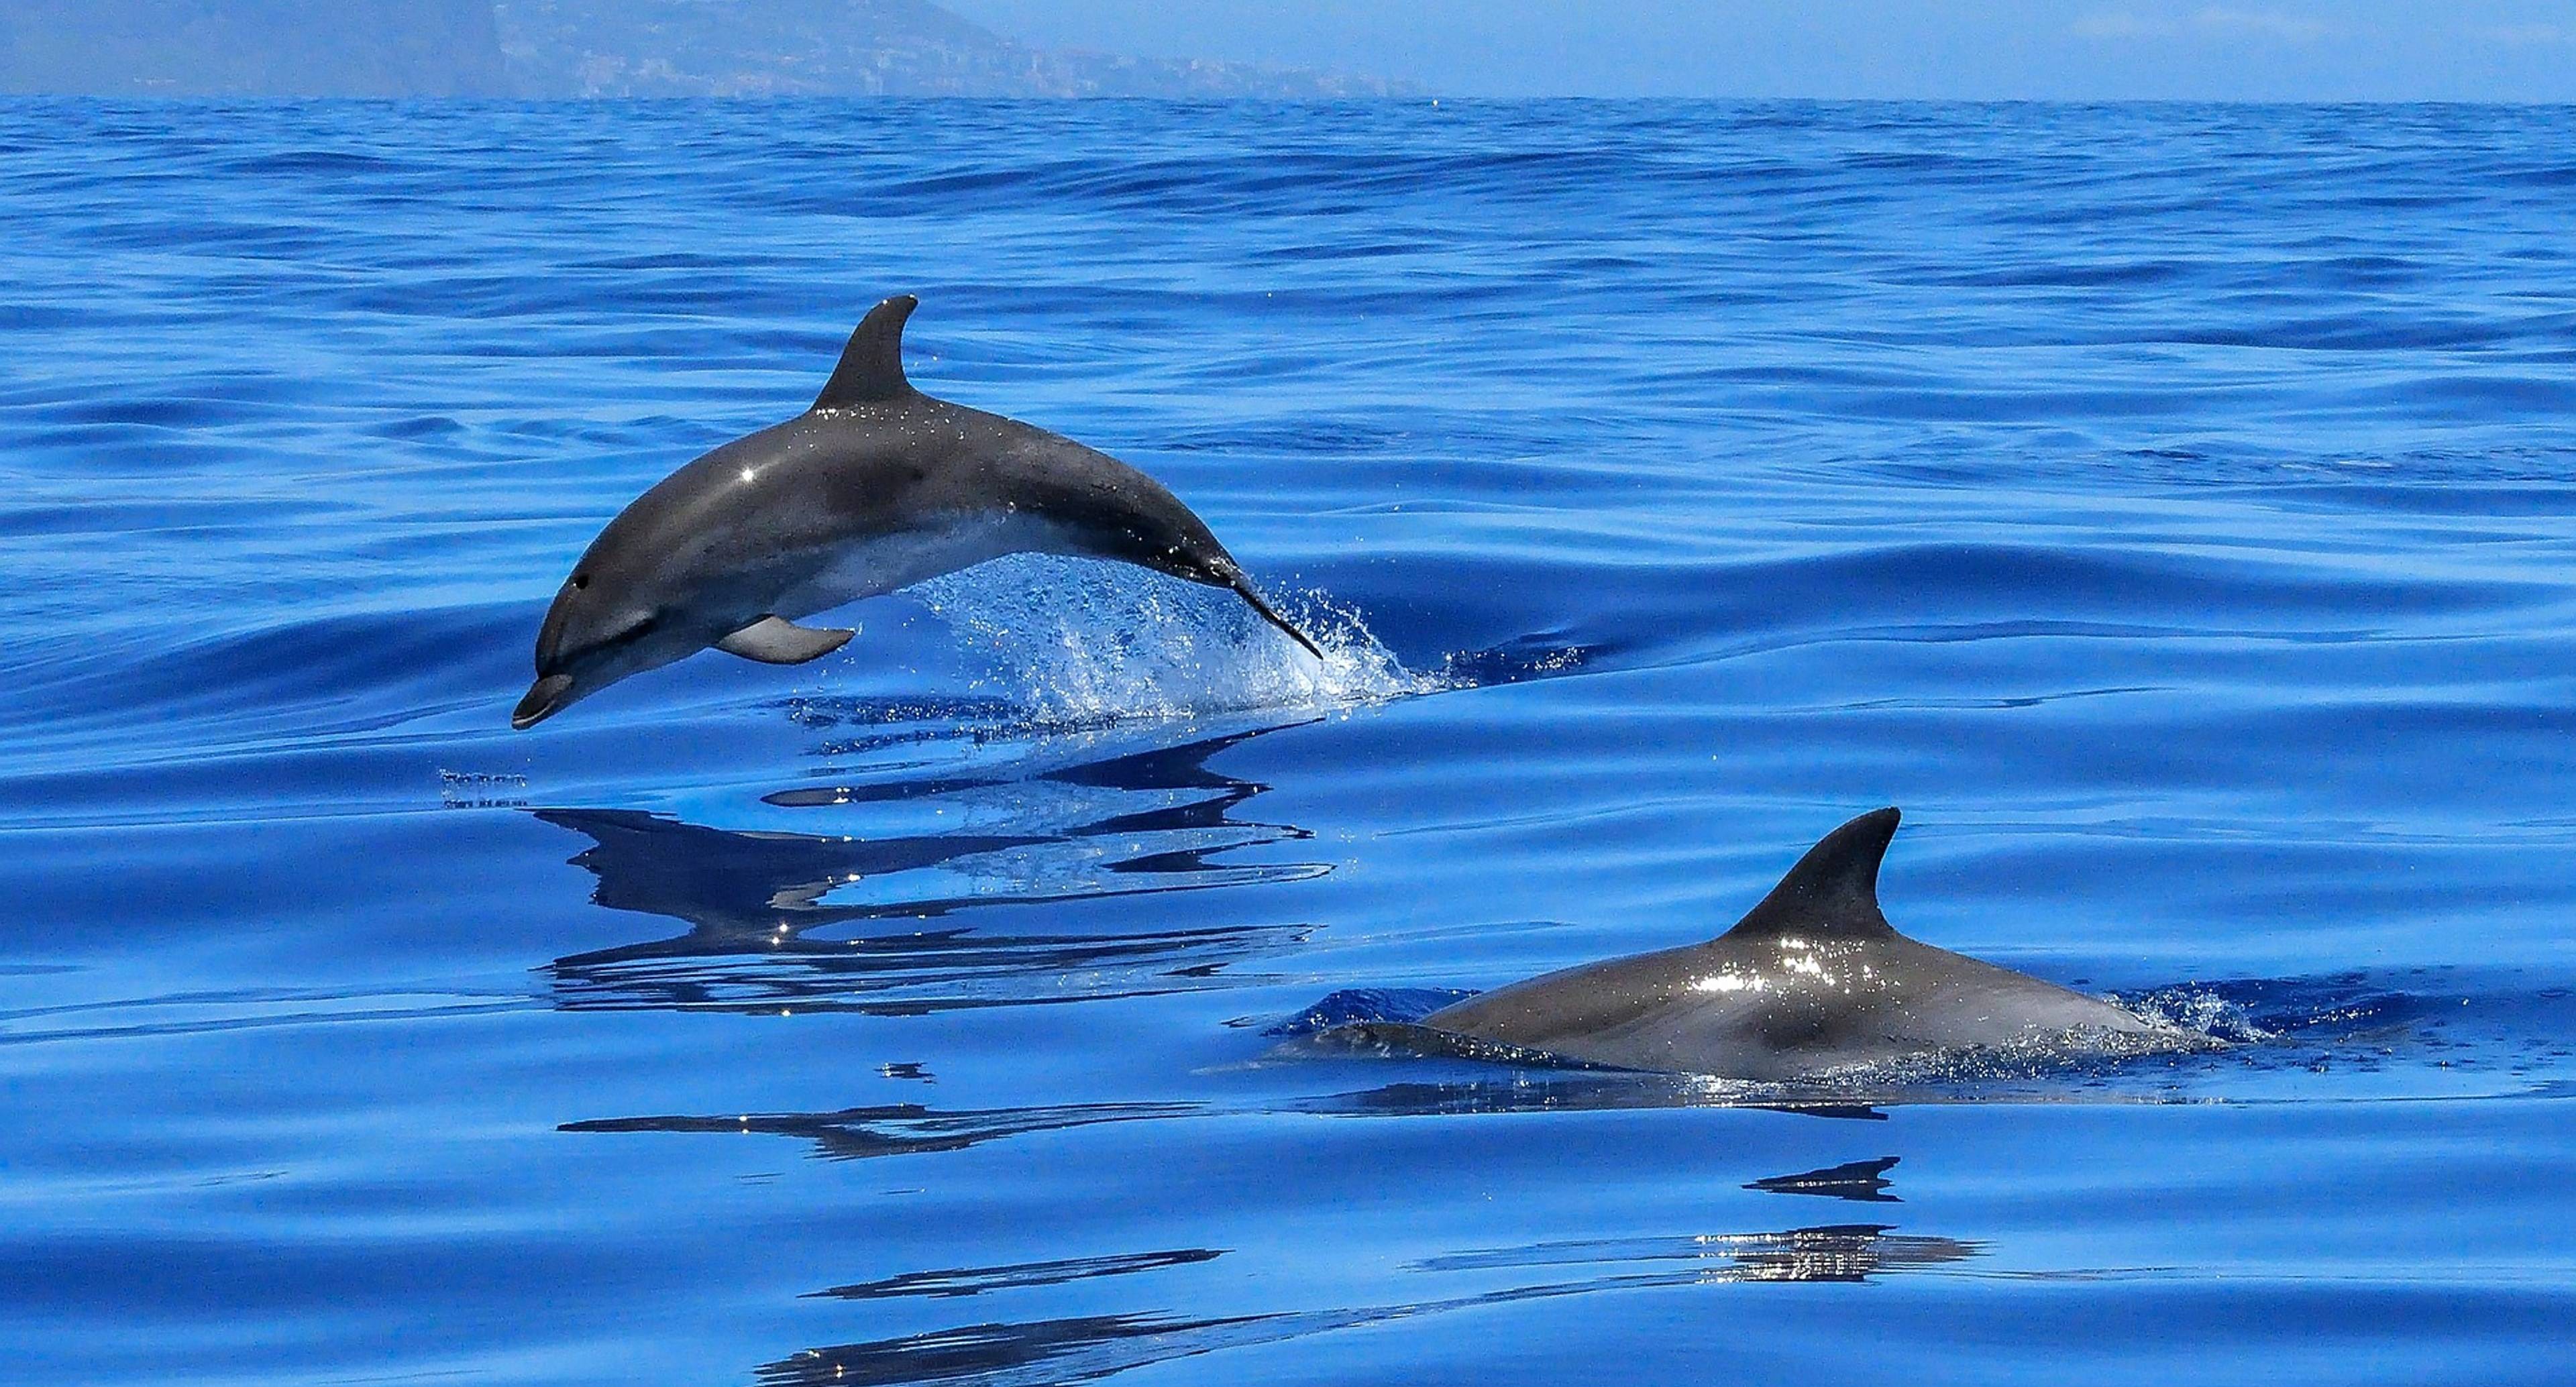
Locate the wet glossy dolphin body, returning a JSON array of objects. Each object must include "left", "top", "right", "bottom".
[
  {"left": 514, "top": 295, "right": 1318, "bottom": 728},
  {"left": 1423, "top": 808, "right": 2199, "bottom": 1080}
]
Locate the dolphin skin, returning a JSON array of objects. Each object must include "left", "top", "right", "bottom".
[
  {"left": 514, "top": 295, "right": 1319, "bottom": 728},
  {"left": 1422, "top": 808, "right": 2203, "bottom": 1080}
]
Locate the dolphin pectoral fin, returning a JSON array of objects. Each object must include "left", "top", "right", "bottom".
[
  {"left": 716, "top": 616, "right": 857, "bottom": 665},
  {"left": 1228, "top": 576, "right": 1324, "bottom": 660}
]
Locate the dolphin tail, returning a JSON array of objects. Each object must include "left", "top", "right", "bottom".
[{"left": 1228, "top": 575, "right": 1324, "bottom": 660}]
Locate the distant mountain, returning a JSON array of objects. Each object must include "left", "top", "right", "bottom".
[
  {"left": 0, "top": 0, "right": 1413, "bottom": 99},
  {"left": 492, "top": 0, "right": 1415, "bottom": 98},
  {"left": 0, "top": 0, "right": 512, "bottom": 97}
]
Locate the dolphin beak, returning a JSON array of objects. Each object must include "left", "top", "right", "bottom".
[{"left": 513, "top": 673, "right": 576, "bottom": 730}]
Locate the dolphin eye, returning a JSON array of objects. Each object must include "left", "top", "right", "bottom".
[{"left": 572, "top": 573, "right": 590, "bottom": 591}]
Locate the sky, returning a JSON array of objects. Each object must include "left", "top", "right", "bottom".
[{"left": 944, "top": 1, "right": 2576, "bottom": 101}]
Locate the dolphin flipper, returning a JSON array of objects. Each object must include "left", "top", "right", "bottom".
[{"left": 716, "top": 616, "right": 856, "bottom": 665}]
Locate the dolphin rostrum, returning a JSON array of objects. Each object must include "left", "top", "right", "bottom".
[
  {"left": 1421, "top": 808, "right": 2204, "bottom": 1080},
  {"left": 514, "top": 294, "right": 1320, "bottom": 728}
]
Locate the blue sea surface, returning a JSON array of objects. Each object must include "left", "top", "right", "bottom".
[{"left": 4, "top": 98, "right": 2575, "bottom": 1384}]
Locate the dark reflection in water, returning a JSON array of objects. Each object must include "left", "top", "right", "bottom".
[
  {"left": 537, "top": 725, "right": 1326, "bottom": 1015},
  {"left": 761, "top": 1222, "right": 1976, "bottom": 1386},
  {"left": 1746, "top": 1156, "right": 1903, "bottom": 1203},
  {"left": 559, "top": 1100, "right": 1195, "bottom": 1162},
  {"left": 1411, "top": 1222, "right": 1980, "bottom": 1282},
  {"left": 812, "top": 1250, "right": 1228, "bottom": 1302},
  {"left": 1295, "top": 1074, "right": 1888, "bottom": 1123},
  {"left": 559, "top": 1081, "right": 1893, "bottom": 1170},
  {"left": 759, "top": 1312, "right": 1276, "bottom": 1387}
]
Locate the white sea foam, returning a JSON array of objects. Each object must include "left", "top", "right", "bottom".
[{"left": 911, "top": 555, "right": 1446, "bottom": 726}]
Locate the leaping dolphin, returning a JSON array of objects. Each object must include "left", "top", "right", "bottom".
[
  {"left": 1421, "top": 808, "right": 2206, "bottom": 1080},
  {"left": 514, "top": 295, "right": 1320, "bottom": 728}
]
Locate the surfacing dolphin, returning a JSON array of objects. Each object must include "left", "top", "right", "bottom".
[
  {"left": 514, "top": 294, "right": 1320, "bottom": 728},
  {"left": 1421, "top": 808, "right": 2206, "bottom": 1080}
]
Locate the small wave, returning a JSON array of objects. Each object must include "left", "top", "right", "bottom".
[
  {"left": 1260, "top": 987, "right": 1478, "bottom": 1036},
  {"left": 0, "top": 983, "right": 532, "bottom": 1046}
]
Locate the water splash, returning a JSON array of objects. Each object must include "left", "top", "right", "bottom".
[
  {"left": 912, "top": 556, "right": 1445, "bottom": 726},
  {"left": 2112, "top": 985, "right": 2276, "bottom": 1043}
]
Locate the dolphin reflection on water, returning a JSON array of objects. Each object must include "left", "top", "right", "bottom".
[
  {"left": 555, "top": 1078, "right": 1984, "bottom": 1387},
  {"left": 535, "top": 724, "right": 1325, "bottom": 1015},
  {"left": 757, "top": 1218, "right": 1981, "bottom": 1387},
  {"left": 753, "top": 1185, "right": 1978, "bottom": 1387}
]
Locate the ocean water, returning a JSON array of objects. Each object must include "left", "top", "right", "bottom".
[{"left": 4, "top": 97, "right": 2575, "bottom": 1384}]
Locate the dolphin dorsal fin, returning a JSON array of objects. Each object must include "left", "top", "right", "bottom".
[
  {"left": 1719, "top": 808, "right": 1903, "bottom": 942},
  {"left": 812, "top": 294, "right": 919, "bottom": 410}
]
